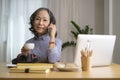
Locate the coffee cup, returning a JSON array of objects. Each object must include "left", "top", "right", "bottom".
[{"left": 24, "top": 43, "right": 34, "bottom": 50}]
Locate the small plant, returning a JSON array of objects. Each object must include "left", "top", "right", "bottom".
[{"left": 62, "top": 20, "right": 93, "bottom": 50}]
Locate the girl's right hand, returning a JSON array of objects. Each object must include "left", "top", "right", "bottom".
[{"left": 21, "top": 47, "right": 29, "bottom": 56}]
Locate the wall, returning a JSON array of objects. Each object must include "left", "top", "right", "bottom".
[
  {"left": 104, "top": 0, "right": 109, "bottom": 34},
  {"left": 95, "top": 0, "right": 104, "bottom": 34},
  {"left": 104, "top": 0, "right": 120, "bottom": 64},
  {"left": 112, "top": 0, "right": 120, "bottom": 64}
]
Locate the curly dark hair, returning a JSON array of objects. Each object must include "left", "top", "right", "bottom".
[{"left": 29, "top": 7, "right": 57, "bottom": 37}]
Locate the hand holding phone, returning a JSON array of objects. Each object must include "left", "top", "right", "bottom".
[
  {"left": 48, "top": 27, "right": 52, "bottom": 34},
  {"left": 48, "top": 23, "right": 56, "bottom": 48},
  {"left": 48, "top": 23, "right": 56, "bottom": 38}
]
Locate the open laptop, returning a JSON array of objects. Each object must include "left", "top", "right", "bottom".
[{"left": 74, "top": 34, "right": 116, "bottom": 67}]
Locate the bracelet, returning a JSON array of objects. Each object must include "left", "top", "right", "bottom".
[{"left": 49, "top": 41, "right": 55, "bottom": 44}]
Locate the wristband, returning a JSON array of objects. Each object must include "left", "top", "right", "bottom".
[{"left": 49, "top": 41, "right": 55, "bottom": 44}]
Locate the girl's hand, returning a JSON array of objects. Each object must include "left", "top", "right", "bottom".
[
  {"left": 48, "top": 24, "right": 56, "bottom": 48},
  {"left": 21, "top": 47, "right": 29, "bottom": 56},
  {"left": 48, "top": 24, "right": 56, "bottom": 39}
]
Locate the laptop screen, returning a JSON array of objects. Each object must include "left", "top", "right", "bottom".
[{"left": 74, "top": 34, "right": 116, "bottom": 67}]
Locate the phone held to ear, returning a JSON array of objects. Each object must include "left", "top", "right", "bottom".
[
  {"left": 48, "top": 28, "right": 52, "bottom": 34},
  {"left": 48, "top": 23, "right": 53, "bottom": 34}
]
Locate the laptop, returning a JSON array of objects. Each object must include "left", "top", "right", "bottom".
[{"left": 74, "top": 34, "right": 116, "bottom": 67}]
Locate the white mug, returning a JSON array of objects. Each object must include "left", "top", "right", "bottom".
[{"left": 24, "top": 43, "right": 34, "bottom": 50}]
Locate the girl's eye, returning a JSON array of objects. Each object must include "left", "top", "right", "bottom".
[
  {"left": 44, "top": 19, "right": 47, "bottom": 21},
  {"left": 35, "top": 18, "right": 40, "bottom": 20}
]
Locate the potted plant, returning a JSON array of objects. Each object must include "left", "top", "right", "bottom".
[{"left": 62, "top": 20, "right": 93, "bottom": 50}]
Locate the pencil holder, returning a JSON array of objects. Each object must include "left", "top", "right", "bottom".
[{"left": 81, "top": 49, "right": 93, "bottom": 71}]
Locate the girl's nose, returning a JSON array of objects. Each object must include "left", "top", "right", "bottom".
[{"left": 39, "top": 20, "right": 43, "bottom": 25}]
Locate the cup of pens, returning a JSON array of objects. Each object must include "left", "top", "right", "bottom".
[
  {"left": 81, "top": 40, "right": 93, "bottom": 71},
  {"left": 81, "top": 49, "right": 93, "bottom": 71}
]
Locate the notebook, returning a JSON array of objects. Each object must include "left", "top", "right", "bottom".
[{"left": 74, "top": 34, "right": 116, "bottom": 67}]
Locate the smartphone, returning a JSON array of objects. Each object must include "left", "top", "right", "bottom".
[{"left": 48, "top": 23, "right": 52, "bottom": 34}]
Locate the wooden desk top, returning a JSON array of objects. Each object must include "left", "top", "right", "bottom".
[{"left": 0, "top": 63, "right": 120, "bottom": 80}]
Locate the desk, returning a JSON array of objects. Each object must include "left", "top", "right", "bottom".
[{"left": 0, "top": 63, "right": 120, "bottom": 80}]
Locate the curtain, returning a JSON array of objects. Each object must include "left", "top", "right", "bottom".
[
  {"left": 0, "top": 0, "right": 48, "bottom": 63},
  {"left": 48, "top": 0, "right": 95, "bottom": 62}
]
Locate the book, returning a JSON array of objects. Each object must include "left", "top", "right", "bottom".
[
  {"left": 9, "top": 67, "right": 50, "bottom": 73},
  {"left": 17, "top": 63, "right": 53, "bottom": 69},
  {"left": 6, "top": 64, "right": 17, "bottom": 68}
]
